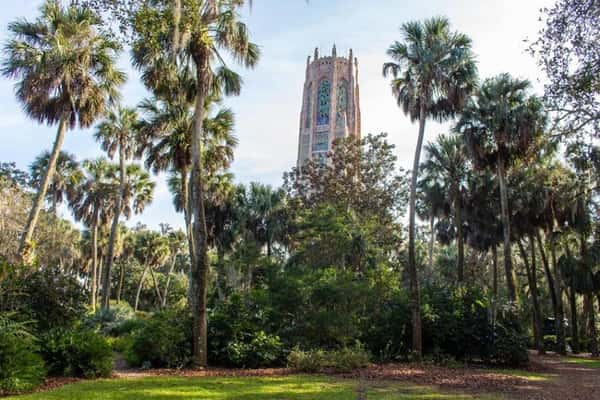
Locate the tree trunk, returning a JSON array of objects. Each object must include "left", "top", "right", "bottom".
[
  {"left": 149, "top": 267, "right": 163, "bottom": 308},
  {"left": 564, "top": 241, "right": 580, "bottom": 353},
  {"left": 407, "top": 104, "right": 426, "bottom": 361},
  {"left": 162, "top": 254, "right": 178, "bottom": 307},
  {"left": 550, "top": 240, "right": 567, "bottom": 355},
  {"left": 529, "top": 234, "right": 544, "bottom": 355},
  {"left": 91, "top": 212, "right": 99, "bottom": 312},
  {"left": 101, "top": 143, "right": 126, "bottom": 310},
  {"left": 590, "top": 295, "right": 599, "bottom": 356},
  {"left": 181, "top": 168, "right": 195, "bottom": 265},
  {"left": 455, "top": 193, "right": 464, "bottom": 283},
  {"left": 428, "top": 214, "right": 435, "bottom": 270},
  {"left": 189, "top": 49, "right": 212, "bottom": 367},
  {"left": 492, "top": 245, "right": 498, "bottom": 298},
  {"left": 134, "top": 265, "right": 149, "bottom": 312},
  {"left": 536, "top": 231, "right": 558, "bottom": 319},
  {"left": 518, "top": 239, "right": 542, "bottom": 353},
  {"left": 497, "top": 157, "right": 516, "bottom": 302},
  {"left": 116, "top": 262, "right": 125, "bottom": 304},
  {"left": 18, "top": 118, "right": 68, "bottom": 261}
]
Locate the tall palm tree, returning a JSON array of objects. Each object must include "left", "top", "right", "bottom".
[
  {"left": 455, "top": 74, "right": 546, "bottom": 302},
  {"left": 2, "top": 0, "right": 125, "bottom": 261},
  {"left": 132, "top": 0, "right": 259, "bottom": 366},
  {"left": 422, "top": 134, "right": 469, "bottom": 282},
  {"left": 382, "top": 17, "right": 477, "bottom": 359},
  {"left": 29, "top": 150, "right": 83, "bottom": 216},
  {"left": 95, "top": 106, "right": 140, "bottom": 310},
  {"left": 69, "top": 158, "right": 117, "bottom": 311}
]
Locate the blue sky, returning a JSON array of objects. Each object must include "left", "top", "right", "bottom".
[{"left": 0, "top": 0, "right": 553, "bottom": 230}]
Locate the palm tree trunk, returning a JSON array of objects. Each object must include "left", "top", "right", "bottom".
[
  {"left": 518, "top": 239, "right": 542, "bottom": 353},
  {"left": 529, "top": 234, "right": 544, "bottom": 354},
  {"left": 181, "top": 169, "right": 195, "bottom": 265},
  {"left": 492, "top": 245, "right": 498, "bottom": 298},
  {"left": 455, "top": 194, "right": 464, "bottom": 283},
  {"left": 101, "top": 144, "right": 126, "bottom": 310},
  {"left": 149, "top": 267, "right": 163, "bottom": 307},
  {"left": 116, "top": 262, "right": 124, "bottom": 304},
  {"left": 162, "top": 254, "right": 177, "bottom": 307},
  {"left": 428, "top": 214, "right": 435, "bottom": 270},
  {"left": 497, "top": 156, "right": 516, "bottom": 302},
  {"left": 536, "top": 231, "right": 558, "bottom": 319},
  {"left": 18, "top": 118, "right": 68, "bottom": 261},
  {"left": 407, "top": 104, "right": 426, "bottom": 361},
  {"left": 91, "top": 212, "right": 99, "bottom": 312},
  {"left": 550, "top": 239, "right": 567, "bottom": 355},
  {"left": 134, "top": 265, "right": 149, "bottom": 312},
  {"left": 586, "top": 294, "right": 598, "bottom": 356},
  {"left": 190, "top": 50, "right": 212, "bottom": 367}
]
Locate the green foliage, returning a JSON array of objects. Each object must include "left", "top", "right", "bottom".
[
  {"left": 0, "top": 314, "right": 46, "bottom": 395},
  {"left": 287, "top": 343, "right": 370, "bottom": 373},
  {"left": 1, "top": 267, "right": 87, "bottom": 332},
  {"left": 40, "top": 326, "right": 113, "bottom": 378},
  {"left": 84, "top": 301, "right": 136, "bottom": 335},
  {"left": 224, "top": 331, "right": 283, "bottom": 368},
  {"left": 125, "top": 309, "right": 192, "bottom": 368},
  {"left": 208, "top": 292, "right": 282, "bottom": 368},
  {"left": 485, "top": 323, "right": 529, "bottom": 367}
]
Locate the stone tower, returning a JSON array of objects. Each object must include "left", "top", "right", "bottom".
[{"left": 296, "top": 45, "right": 361, "bottom": 166}]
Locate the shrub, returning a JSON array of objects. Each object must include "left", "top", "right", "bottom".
[
  {"left": 485, "top": 323, "right": 529, "bottom": 367},
  {"left": 287, "top": 348, "right": 326, "bottom": 372},
  {"left": 287, "top": 343, "right": 370, "bottom": 373},
  {"left": 224, "top": 331, "right": 284, "bottom": 368},
  {"left": 0, "top": 316, "right": 46, "bottom": 395},
  {"left": 84, "top": 302, "right": 135, "bottom": 335},
  {"left": 125, "top": 309, "right": 192, "bottom": 368},
  {"left": 328, "top": 343, "right": 371, "bottom": 372},
  {"left": 41, "top": 327, "right": 113, "bottom": 378},
  {"left": 20, "top": 268, "right": 87, "bottom": 332}
]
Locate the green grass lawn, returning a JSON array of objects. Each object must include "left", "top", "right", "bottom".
[
  {"left": 562, "top": 357, "right": 600, "bottom": 369},
  {"left": 8, "top": 376, "right": 504, "bottom": 400}
]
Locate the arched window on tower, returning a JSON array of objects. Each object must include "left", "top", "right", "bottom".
[
  {"left": 336, "top": 80, "right": 348, "bottom": 127},
  {"left": 305, "top": 83, "right": 312, "bottom": 128},
  {"left": 317, "top": 79, "right": 331, "bottom": 125}
]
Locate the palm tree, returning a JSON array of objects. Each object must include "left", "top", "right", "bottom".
[
  {"left": 382, "top": 17, "right": 477, "bottom": 359},
  {"left": 69, "top": 158, "right": 117, "bottom": 311},
  {"left": 95, "top": 106, "right": 139, "bottom": 310},
  {"left": 455, "top": 74, "right": 546, "bottom": 302},
  {"left": 416, "top": 175, "right": 446, "bottom": 270},
  {"left": 132, "top": 0, "right": 259, "bottom": 366},
  {"left": 422, "top": 134, "right": 469, "bottom": 282},
  {"left": 133, "top": 229, "right": 170, "bottom": 312},
  {"left": 30, "top": 151, "right": 83, "bottom": 216},
  {"left": 2, "top": 0, "right": 125, "bottom": 261}
]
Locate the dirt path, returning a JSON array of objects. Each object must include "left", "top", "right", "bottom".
[
  {"left": 504, "top": 353, "right": 600, "bottom": 400},
  {"left": 339, "top": 353, "right": 600, "bottom": 400}
]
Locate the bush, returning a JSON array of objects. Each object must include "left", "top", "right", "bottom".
[
  {"left": 84, "top": 302, "right": 135, "bottom": 335},
  {"left": 287, "top": 343, "right": 370, "bottom": 373},
  {"left": 328, "top": 343, "right": 371, "bottom": 372},
  {"left": 41, "top": 327, "right": 113, "bottom": 378},
  {"left": 287, "top": 348, "right": 326, "bottom": 372},
  {"left": 14, "top": 268, "right": 87, "bottom": 332},
  {"left": 125, "top": 309, "right": 192, "bottom": 368},
  {"left": 224, "top": 331, "right": 284, "bottom": 368},
  {"left": 485, "top": 323, "right": 529, "bottom": 367},
  {"left": 0, "top": 316, "right": 46, "bottom": 395}
]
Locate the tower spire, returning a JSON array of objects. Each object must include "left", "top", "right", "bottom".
[
  {"left": 314, "top": 47, "right": 319, "bottom": 60},
  {"left": 332, "top": 43, "right": 337, "bottom": 58}
]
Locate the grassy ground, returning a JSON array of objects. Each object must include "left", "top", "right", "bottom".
[
  {"left": 8, "top": 376, "right": 503, "bottom": 400},
  {"left": 562, "top": 357, "right": 600, "bottom": 369}
]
